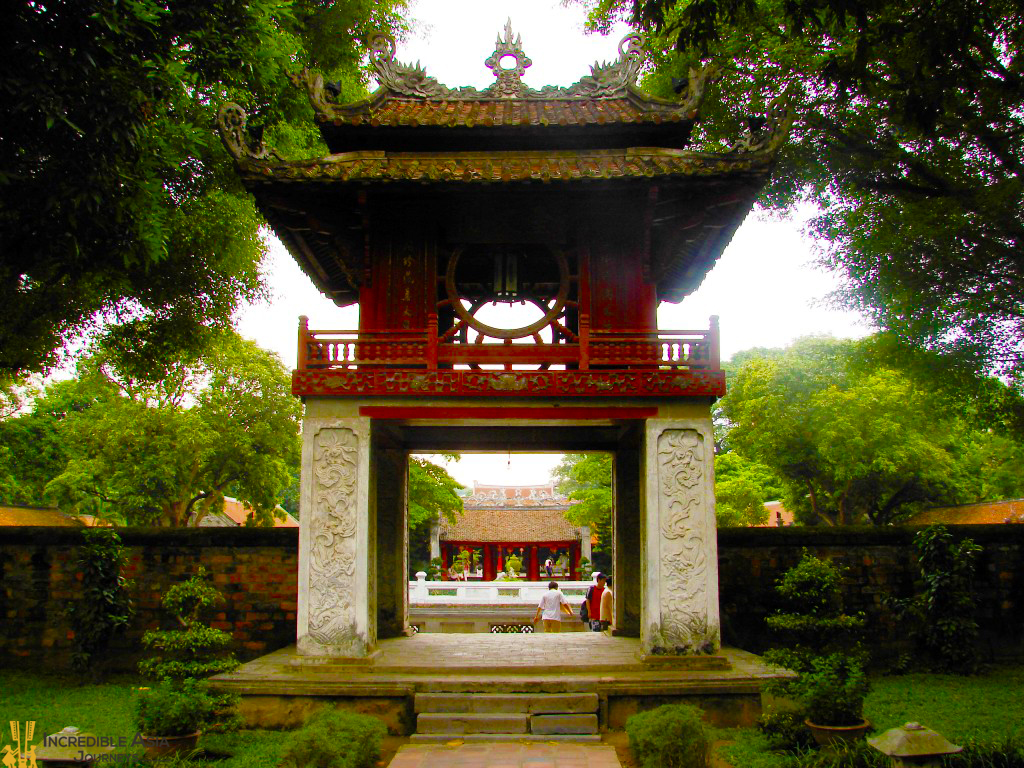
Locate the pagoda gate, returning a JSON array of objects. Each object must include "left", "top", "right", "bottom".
[{"left": 219, "top": 25, "right": 788, "bottom": 660}]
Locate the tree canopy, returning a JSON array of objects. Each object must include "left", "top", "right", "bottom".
[
  {"left": 407, "top": 456, "right": 464, "bottom": 576},
  {"left": 40, "top": 331, "right": 302, "bottom": 526},
  {"left": 579, "top": 0, "right": 1024, "bottom": 381},
  {"left": 720, "top": 336, "right": 1024, "bottom": 525},
  {"left": 0, "top": 0, "right": 406, "bottom": 375}
]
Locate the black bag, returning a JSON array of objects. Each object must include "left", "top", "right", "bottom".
[{"left": 580, "top": 586, "right": 592, "bottom": 623}]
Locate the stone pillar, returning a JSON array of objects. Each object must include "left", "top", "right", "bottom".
[
  {"left": 641, "top": 419, "right": 720, "bottom": 655},
  {"left": 297, "top": 418, "right": 376, "bottom": 657},
  {"left": 374, "top": 434, "right": 408, "bottom": 639},
  {"left": 429, "top": 518, "right": 440, "bottom": 561},
  {"left": 580, "top": 526, "right": 592, "bottom": 565},
  {"left": 614, "top": 425, "right": 643, "bottom": 637}
]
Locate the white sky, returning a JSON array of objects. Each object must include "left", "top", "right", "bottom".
[{"left": 234, "top": 0, "right": 872, "bottom": 488}]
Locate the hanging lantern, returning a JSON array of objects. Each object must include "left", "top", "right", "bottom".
[{"left": 868, "top": 722, "right": 963, "bottom": 767}]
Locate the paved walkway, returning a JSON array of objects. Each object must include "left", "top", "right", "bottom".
[{"left": 387, "top": 742, "right": 621, "bottom": 767}]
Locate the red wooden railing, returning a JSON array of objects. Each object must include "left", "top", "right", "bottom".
[{"left": 297, "top": 315, "right": 720, "bottom": 372}]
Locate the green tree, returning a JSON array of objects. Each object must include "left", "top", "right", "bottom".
[
  {"left": 579, "top": 0, "right": 1024, "bottom": 381},
  {"left": 553, "top": 453, "right": 613, "bottom": 573},
  {"left": 714, "top": 452, "right": 783, "bottom": 526},
  {"left": 721, "top": 336, "right": 1024, "bottom": 525},
  {"left": 46, "top": 331, "right": 301, "bottom": 526},
  {"left": 407, "top": 456, "right": 464, "bottom": 576},
  {"left": 0, "top": 378, "right": 107, "bottom": 506},
  {"left": 0, "top": 0, "right": 407, "bottom": 375}
]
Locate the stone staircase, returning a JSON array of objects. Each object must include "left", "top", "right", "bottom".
[{"left": 411, "top": 692, "right": 601, "bottom": 743}]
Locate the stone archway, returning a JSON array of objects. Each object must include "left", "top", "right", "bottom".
[{"left": 296, "top": 400, "right": 719, "bottom": 659}]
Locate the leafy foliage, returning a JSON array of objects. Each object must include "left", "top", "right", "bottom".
[
  {"left": 763, "top": 551, "right": 867, "bottom": 730},
  {"left": 279, "top": 709, "right": 387, "bottom": 768},
  {"left": 407, "top": 455, "right": 463, "bottom": 576},
  {"left": 580, "top": 0, "right": 1024, "bottom": 382},
  {"left": 721, "top": 336, "right": 1024, "bottom": 525},
  {"left": 888, "top": 524, "right": 983, "bottom": 673},
  {"left": 45, "top": 331, "right": 301, "bottom": 526},
  {"left": 715, "top": 451, "right": 783, "bottom": 526},
  {"left": 795, "top": 653, "right": 870, "bottom": 727},
  {"left": 0, "top": 0, "right": 408, "bottom": 375},
  {"left": 554, "top": 453, "right": 614, "bottom": 571},
  {"left": 139, "top": 567, "right": 240, "bottom": 682},
  {"left": 134, "top": 679, "right": 219, "bottom": 738},
  {"left": 67, "top": 528, "right": 134, "bottom": 676},
  {"left": 625, "top": 703, "right": 711, "bottom": 768},
  {"left": 764, "top": 551, "right": 865, "bottom": 670}
]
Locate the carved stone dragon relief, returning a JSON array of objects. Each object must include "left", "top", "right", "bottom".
[
  {"left": 306, "top": 426, "right": 363, "bottom": 651},
  {"left": 653, "top": 428, "right": 719, "bottom": 654}
]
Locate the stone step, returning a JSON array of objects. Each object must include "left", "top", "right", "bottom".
[
  {"left": 531, "top": 713, "right": 599, "bottom": 735},
  {"left": 409, "top": 733, "right": 603, "bottom": 744},
  {"left": 415, "top": 692, "right": 599, "bottom": 715},
  {"left": 416, "top": 713, "right": 529, "bottom": 735}
]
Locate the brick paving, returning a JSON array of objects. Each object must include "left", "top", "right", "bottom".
[{"left": 387, "top": 742, "right": 621, "bottom": 768}]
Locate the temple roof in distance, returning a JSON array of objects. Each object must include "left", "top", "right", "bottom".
[{"left": 441, "top": 482, "right": 581, "bottom": 543}]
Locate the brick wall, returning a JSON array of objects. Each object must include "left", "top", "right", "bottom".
[
  {"left": 0, "top": 527, "right": 298, "bottom": 670},
  {"left": 2, "top": 525, "right": 1021, "bottom": 670}
]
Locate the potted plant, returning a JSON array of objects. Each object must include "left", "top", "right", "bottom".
[
  {"left": 134, "top": 679, "right": 217, "bottom": 758},
  {"left": 797, "top": 653, "right": 872, "bottom": 749}
]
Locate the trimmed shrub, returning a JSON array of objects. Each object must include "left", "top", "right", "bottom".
[
  {"left": 279, "top": 709, "right": 387, "bottom": 768},
  {"left": 625, "top": 703, "right": 710, "bottom": 768}
]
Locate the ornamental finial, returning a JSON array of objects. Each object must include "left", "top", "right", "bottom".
[{"left": 484, "top": 19, "right": 532, "bottom": 98}]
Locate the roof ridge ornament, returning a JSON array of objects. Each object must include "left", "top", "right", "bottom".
[
  {"left": 484, "top": 19, "right": 532, "bottom": 98},
  {"left": 359, "top": 26, "right": 649, "bottom": 101}
]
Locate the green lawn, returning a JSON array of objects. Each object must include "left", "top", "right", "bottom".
[
  {"left": 0, "top": 670, "right": 289, "bottom": 767},
  {"left": 4, "top": 666, "right": 1023, "bottom": 768},
  {"left": 719, "top": 665, "right": 1024, "bottom": 768}
]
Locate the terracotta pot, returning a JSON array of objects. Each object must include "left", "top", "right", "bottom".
[
  {"left": 139, "top": 731, "right": 200, "bottom": 759},
  {"left": 805, "top": 718, "right": 871, "bottom": 750}
]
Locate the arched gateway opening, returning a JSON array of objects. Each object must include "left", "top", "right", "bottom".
[{"left": 215, "top": 22, "right": 790, "bottom": 730}]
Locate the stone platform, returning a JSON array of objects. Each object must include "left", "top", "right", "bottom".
[{"left": 211, "top": 633, "right": 790, "bottom": 734}]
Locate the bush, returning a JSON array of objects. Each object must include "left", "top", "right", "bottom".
[
  {"left": 139, "top": 566, "right": 239, "bottom": 681},
  {"left": 67, "top": 528, "right": 134, "bottom": 676},
  {"left": 625, "top": 703, "right": 711, "bottom": 768},
  {"left": 888, "top": 524, "right": 983, "bottom": 673},
  {"left": 757, "top": 710, "right": 815, "bottom": 751},
  {"left": 795, "top": 653, "right": 870, "bottom": 727},
  {"left": 134, "top": 679, "right": 218, "bottom": 737},
  {"left": 279, "top": 709, "right": 387, "bottom": 768}
]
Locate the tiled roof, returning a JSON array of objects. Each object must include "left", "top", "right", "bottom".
[
  {"left": 239, "top": 147, "right": 772, "bottom": 186},
  {"left": 323, "top": 94, "right": 691, "bottom": 129},
  {"left": 199, "top": 497, "right": 300, "bottom": 528},
  {"left": 906, "top": 499, "right": 1024, "bottom": 525},
  {"left": 0, "top": 505, "right": 83, "bottom": 527},
  {"left": 441, "top": 506, "right": 580, "bottom": 543},
  {"left": 443, "top": 484, "right": 579, "bottom": 542}
]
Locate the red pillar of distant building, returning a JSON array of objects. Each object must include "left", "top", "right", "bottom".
[
  {"left": 483, "top": 545, "right": 493, "bottom": 581},
  {"left": 529, "top": 545, "right": 540, "bottom": 581}
]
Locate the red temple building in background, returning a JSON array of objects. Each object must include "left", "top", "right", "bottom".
[
  {"left": 437, "top": 482, "right": 586, "bottom": 581},
  {"left": 219, "top": 23, "right": 788, "bottom": 658}
]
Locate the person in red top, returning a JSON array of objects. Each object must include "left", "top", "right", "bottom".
[{"left": 587, "top": 573, "right": 607, "bottom": 631}]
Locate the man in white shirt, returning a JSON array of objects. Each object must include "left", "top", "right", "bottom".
[{"left": 532, "top": 581, "right": 572, "bottom": 632}]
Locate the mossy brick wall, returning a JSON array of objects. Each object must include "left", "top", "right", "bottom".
[
  {"left": 717, "top": 525, "right": 1024, "bottom": 662},
  {"left": 2, "top": 525, "right": 1021, "bottom": 670},
  {"left": 0, "top": 527, "right": 297, "bottom": 670}
]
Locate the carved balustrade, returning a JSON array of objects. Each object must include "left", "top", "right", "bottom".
[{"left": 297, "top": 316, "right": 720, "bottom": 372}]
